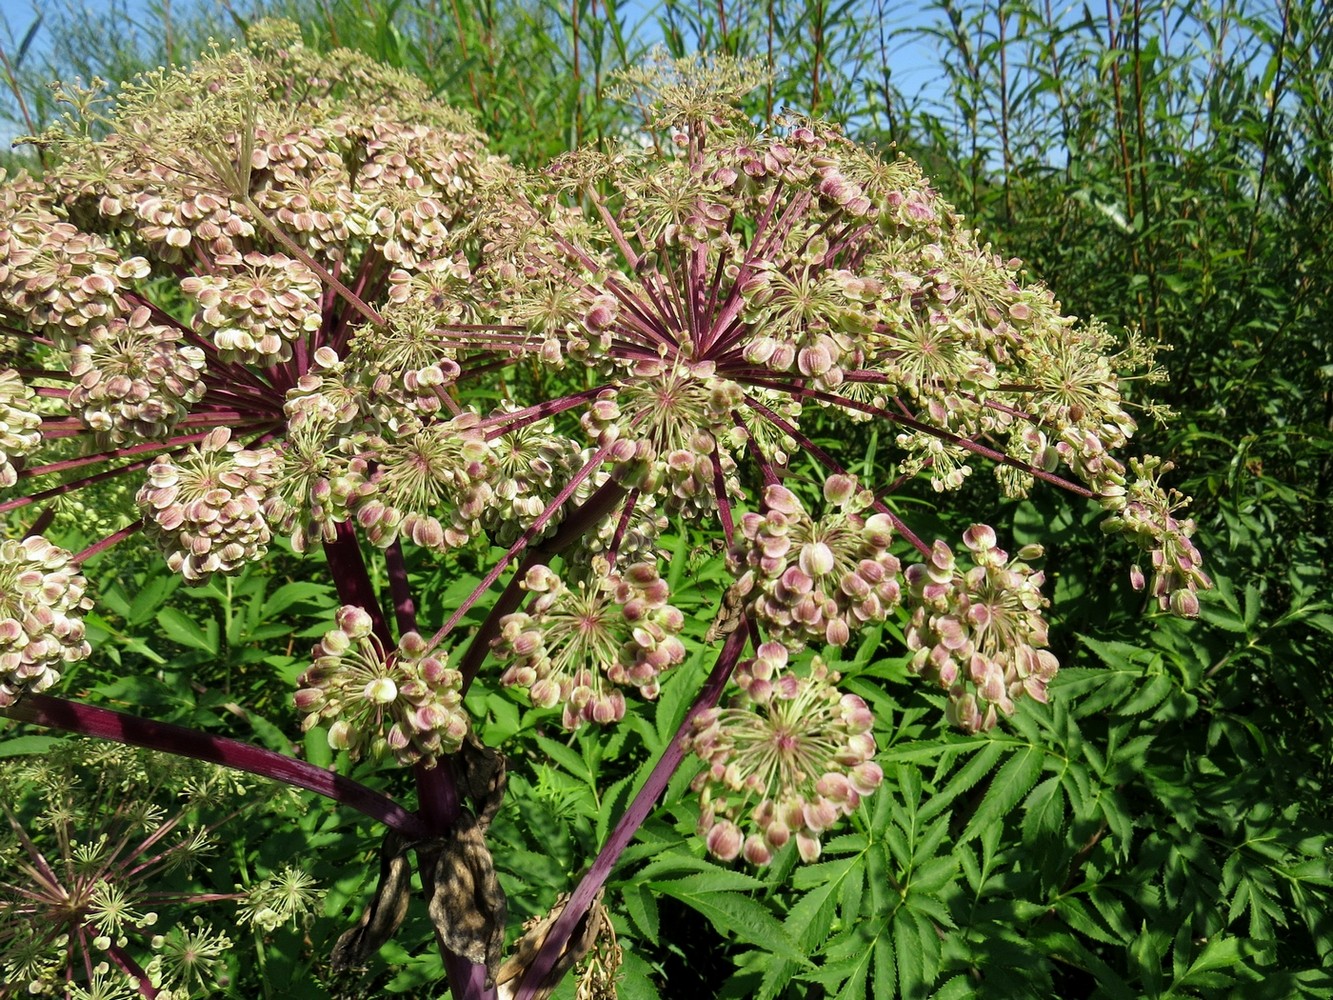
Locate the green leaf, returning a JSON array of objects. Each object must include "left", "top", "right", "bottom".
[
  {"left": 155, "top": 607, "right": 218, "bottom": 654},
  {"left": 646, "top": 869, "right": 765, "bottom": 895},
  {"left": 0, "top": 735, "right": 64, "bottom": 757},
  {"left": 919, "top": 741, "right": 1006, "bottom": 823},
  {"left": 534, "top": 734, "right": 594, "bottom": 785},
  {"left": 653, "top": 885, "right": 798, "bottom": 955},
  {"left": 961, "top": 747, "right": 1044, "bottom": 842},
  {"left": 622, "top": 884, "right": 659, "bottom": 941},
  {"left": 894, "top": 905, "right": 926, "bottom": 999},
  {"left": 262, "top": 580, "right": 335, "bottom": 620},
  {"left": 127, "top": 572, "right": 178, "bottom": 625},
  {"left": 1021, "top": 775, "right": 1066, "bottom": 842}
]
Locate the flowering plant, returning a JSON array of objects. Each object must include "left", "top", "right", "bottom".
[{"left": 0, "top": 25, "right": 1208, "bottom": 1000}]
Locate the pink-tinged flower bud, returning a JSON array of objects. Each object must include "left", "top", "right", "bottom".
[
  {"left": 797, "top": 345, "right": 832, "bottom": 377},
  {"left": 796, "top": 833, "right": 822, "bottom": 863},
  {"left": 364, "top": 677, "right": 399, "bottom": 704},
  {"left": 799, "top": 541, "right": 836, "bottom": 577},
  {"left": 327, "top": 720, "right": 353, "bottom": 750},
  {"left": 816, "top": 773, "right": 852, "bottom": 803},
  {"left": 1129, "top": 564, "right": 1146, "bottom": 591},
  {"left": 825, "top": 618, "right": 850, "bottom": 647},
  {"left": 529, "top": 677, "right": 561, "bottom": 709},
  {"left": 963, "top": 524, "right": 997, "bottom": 552},
  {"left": 742, "top": 836, "right": 772, "bottom": 866},
  {"left": 706, "top": 821, "right": 744, "bottom": 861},
  {"left": 1170, "top": 589, "right": 1200, "bottom": 618},
  {"left": 293, "top": 689, "right": 325, "bottom": 711},
  {"left": 851, "top": 762, "right": 884, "bottom": 796},
  {"left": 338, "top": 606, "right": 375, "bottom": 637},
  {"left": 764, "top": 819, "right": 791, "bottom": 848}
]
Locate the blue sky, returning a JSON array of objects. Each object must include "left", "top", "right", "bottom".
[{"left": 0, "top": 0, "right": 957, "bottom": 149}]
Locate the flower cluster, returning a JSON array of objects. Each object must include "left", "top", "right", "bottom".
[
  {"left": 348, "top": 412, "right": 495, "bottom": 551},
  {"left": 0, "top": 368, "right": 41, "bottom": 487},
  {"left": 905, "top": 525, "right": 1059, "bottom": 733},
  {"left": 67, "top": 305, "right": 208, "bottom": 442},
  {"left": 492, "top": 562, "right": 686, "bottom": 728},
  {"left": 180, "top": 252, "right": 323, "bottom": 365},
  {"left": 732, "top": 476, "right": 902, "bottom": 648},
  {"left": 0, "top": 178, "right": 150, "bottom": 342},
  {"left": 0, "top": 535, "right": 92, "bottom": 706},
  {"left": 296, "top": 605, "right": 469, "bottom": 767},
  {"left": 1103, "top": 456, "right": 1211, "bottom": 617},
  {"left": 686, "top": 644, "right": 882, "bottom": 864},
  {"left": 0, "top": 33, "right": 1217, "bottom": 898},
  {"left": 136, "top": 428, "right": 277, "bottom": 584}
]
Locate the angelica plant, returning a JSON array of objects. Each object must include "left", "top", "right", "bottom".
[{"left": 0, "top": 26, "right": 1209, "bottom": 1000}]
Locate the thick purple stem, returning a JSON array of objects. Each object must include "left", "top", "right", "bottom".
[
  {"left": 325, "top": 521, "right": 392, "bottom": 647},
  {"left": 384, "top": 540, "right": 418, "bottom": 636},
  {"left": 2, "top": 694, "right": 428, "bottom": 838},
  {"left": 512, "top": 620, "right": 750, "bottom": 1000}
]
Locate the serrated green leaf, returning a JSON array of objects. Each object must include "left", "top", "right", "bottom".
[
  {"left": 656, "top": 886, "right": 798, "bottom": 955},
  {"left": 784, "top": 877, "right": 840, "bottom": 952},
  {"left": 909, "top": 855, "right": 958, "bottom": 896},
  {"left": 757, "top": 956, "right": 800, "bottom": 1000},
  {"left": 792, "top": 855, "right": 858, "bottom": 891},
  {"left": 1116, "top": 674, "right": 1174, "bottom": 716},
  {"left": 635, "top": 852, "right": 747, "bottom": 882},
  {"left": 894, "top": 905, "right": 925, "bottom": 999},
  {"left": 616, "top": 951, "right": 663, "bottom": 1000},
  {"left": 534, "top": 733, "right": 594, "bottom": 784},
  {"left": 646, "top": 868, "right": 765, "bottom": 895},
  {"left": 1022, "top": 775, "right": 1066, "bottom": 843},
  {"left": 930, "top": 974, "right": 974, "bottom": 999},
  {"left": 961, "top": 747, "right": 1043, "bottom": 842},
  {"left": 622, "top": 884, "right": 659, "bottom": 941},
  {"left": 1053, "top": 896, "right": 1122, "bottom": 946},
  {"left": 873, "top": 930, "right": 896, "bottom": 999},
  {"left": 919, "top": 741, "right": 1006, "bottom": 823}
]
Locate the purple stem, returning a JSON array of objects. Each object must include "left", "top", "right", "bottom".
[
  {"left": 73, "top": 521, "right": 144, "bottom": 566},
  {"left": 426, "top": 436, "right": 632, "bottom": 654},
  {"left": 512, "top": 620, "right": 750, "bottom": 1000},
  {"left": 321, "top": 522, "right": 488, "bottom": 996},
  {"left": 385, "top": 540, "right": 418, "bottom": 636},
  {"left": 325, "top": 521, "right": 392, "bottom": 648},
  {"left": 2, "top": 694, "right": 428, "bottom": 838}
]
